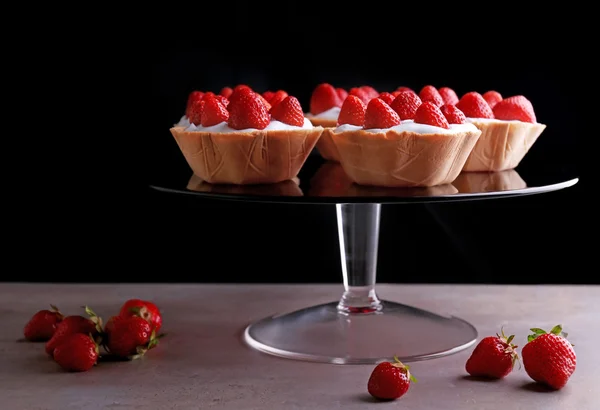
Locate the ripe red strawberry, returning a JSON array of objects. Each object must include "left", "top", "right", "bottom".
[
  {"left": 270, "top": 96, "right": 305, "bottom": 127},
  {"left": 364, "top": 98, "right": 401, "bottom": 129},
  {"left": 185, "top": 91, "right": 204, "bottom": 119},
  {"left": 233, "top": 84, "right": 252, "bottom": 93},
  {"left": 396, "top": 86, "right": 414, "bottom": 93},
  {"left": 106, "top": 316, "right": 162, "bottom": 359},
  {"left": 349, "top": 87, "right": 371, "bottom": 105},
  {"left": 368, "top": 356, "right": 416, "bottom": 400},
  {"left": 337, "top": 95, "right": 366, "bottom": 126},
  {"left": 219, "top": 86, "right": 233, "bottom": 99},
  {"left": 414, "top": 101, "right": 450, "bottom": 129},
  {"left": 440, "top": 104, "right": 467, "bottom": 124},
  {"left": 214, "top": 94, "right": 229, "bottom": 108},
  {"left": 228, "top": 91, "right": 271, "bottom": 130},
  {"left": 104, "top": 315, "right": 125, "bottom": 336},
  {"left": 187, "top": 99, "right": 205, "bottom": 126},
  {"left": 377, "top": 92, "right": 395, "bottom": 105},
  {"left": 201, "top": 94, "right": 229, "bottom": 127},
  {"left": 360, "top": 85, "right": 379, "bottom": 99},
  {"left": 336, "top": 87, "right": 348, "bottom": 101},
  {"left": 45, "top": 307, "right": 102, "bottom": 356},
  {"left": 493, "top": 95, "right": 537, "bottom": 123},
  {"left": 522, "top": 325, "right": 576, "bottom": 390},
  {"left": 456, "top": 92, "right": 494, "bottom": 119},
  {"left": 482, "top": 90, "right": 502, "bottom": 109},
  {"left": 53, "top": 334, "right": 99, "bottom": 372},
  {"left": 310, "top": 83, "right": 342, "bottom": 115},
  {"left": 465, "top": 328, "right": 519, "bottom": 379},
  {"left": 257, "top": 94, "right": 272, "bottom": 112},
  {"left": 268, "top": 90, "right": 289, "bottom": 109},
  {"left": 390, "top": 90, "right": 422, "bottom": 120},
  {"left": 23, "top": 305, "right": 63, "bottom": 341},
  {"left": 419, "top": 85, "right": 444, "bottom": 107},
  {"left": 262, "top": 90, "right": 275, "bottom": 102},
  {"left": 119, "top": 299, "right": 162, "bottom": 333},
  {"left": 438, "top": 87, "right": 459, "bottom": 105}
]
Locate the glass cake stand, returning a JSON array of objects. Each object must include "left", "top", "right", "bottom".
[{"left": 150, "top": 154, "right": 578, "bottom": 364}]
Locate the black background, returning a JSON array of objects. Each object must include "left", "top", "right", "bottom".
[{"left": 4, "top": 4, "right": 588, "bottom": 284}]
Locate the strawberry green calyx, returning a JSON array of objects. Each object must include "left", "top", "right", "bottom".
[
  {"left": 131, "top": 330, "right": 166, "bottom": 360},
  {"left": 527, "top": 324, "right": 568, "bottom": 343},
  {"left": 82, "top": 305, "right": 104, "bottom": 334},
  {"left": 497, "top": 327, "right": 520, "bottom": 369},
  {"left": 392, "top": 355, "right": 417, "bottom": 383},
  {"left": 129, "top": 306, "right": 151, "bottom": 322},
  {"left": 49, "top": 304, "right": 64, "bottom": 320}
]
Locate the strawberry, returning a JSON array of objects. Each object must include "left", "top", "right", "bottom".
[
  {"left": 483, "top": 90, "right": 502, "bottom": 109},
  {"left": 419, "top": 85, "right": 444, "bottom": 107},
  {"left": 377, "top": 92, "right": 395, "bottom": 105},
  {"left": 440, "top": 104, "right": 467, "bottom": 124},
  {"left": 465, "top": 328, "right": 519, "bottom": 379},
  {"left": 187, "top": 99, "right": 205, "bottom": 126},
  {"left": 233, "top": 84, "right": 252, "bottom": 93},
  {"left": 396, "top": 86, "right": 414, "bottom": 93},
  {"left": 337, "top": 95, "right": 366, "bottom": 126},
  {"left": 104, "top": 315, "right": 125, "bottom": 336},
  {"left": 201, "top": 94, "right": 229, "bottom": 127},
  {"left": 367, "top": 356, "right": 416, "bottom": 400},
  {"left": 219, "top": 86, "right": 233, "bottom": 99},
  {"left": 456, "top": 92, "right": 494, "bottom": 119},
  {"left": 228, "top": 86, "right": 254, "bottom": 109},
  {"left": 438, "top": 87, "right": 459, "bottom": 105},
  {"left": 228, "top": 91, "right": 271, "bottom": 130},
  {"left": 390, "top": 90, "right": 422, "bottom": 120},
  {"left": 45, "top": 306, "right": 102, "bottom": 356},
  {"left": 349, "top": 87, "right": 371, "bottom": 105},
  {"left": 268, "top": 90, "right": 289, "bottom": 109},
  {"left": 522, "top": 325, "right": 576, "bottom": 390},
  {"left": 53, "top": 334, "right": 99, "bottom": 372},
  {"left": 364, "top": 98, "right": 401, "bottom": 129},
  {"left": 23, "top": 304, "right": 63, "bottom": 341},
  {"left": 414, "top": 101, "right": 450, "bottom": 129},
  {"left": 262, "top": 90, "right": 275, "bottom": 102},
  {"left": 360, "top": 85, "right": 379, "bottom": 99},
  {"left": 336, "top": 87, "right": 348, "bottom": 101},
  {"left": 214, "top": 94, "right": 229, "bottom": 108},
  {"left": 270, "top": 96, "right": 304, "bottom": 127},
  {"left": 257, "top": 94, "right": 272, "bottom": 112},
  {"left": 310, "top": 83, "right": 342, "bottom": 115},
  {"left": 493, "top": 95, "right": 537, "bottom": 123},
  {"left": 185, "top": 91, "right": 204, "bottom": 119},
  {"left": 105, "top": 316, "right": 163, "bottom": 359},
  {"left": 119, "top": 299, "right": 163, "bottom": 333}
]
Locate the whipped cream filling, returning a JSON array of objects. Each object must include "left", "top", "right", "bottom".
[
  {"left": 307, "top": 106, "right": 341, "bottom": 120},
  {"left": 184, "top": 117, "right": 314, "bottom": 133},
  {"left": 176, "top": 115, "right": 190, "bottom": 127},
  {"left": 334, "top": 119, "right": 479, "bottom": 135},
  {"left": 466, "top": 117, "right": 537, "bottom": 125}
]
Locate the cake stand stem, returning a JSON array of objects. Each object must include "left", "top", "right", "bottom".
[{"left": 336, "top": 203, "right": 383, "bottom": 314}]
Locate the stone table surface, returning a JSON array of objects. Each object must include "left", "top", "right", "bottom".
[{"left": 0, "top": 283, "right": 597, "bottom": 410}]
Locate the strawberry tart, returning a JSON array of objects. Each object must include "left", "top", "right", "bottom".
[
  {"left": 330, "top": 94, "right": 481, "bottom": 187},
  {"left": 306, "top": 84, "right": 379, "bottom": 162},
  {"left": 170, "top": 85, "right": 323, "bottom": 185},
  {"left": 455, "top": 91, "right": 546, "bottom": 172}
]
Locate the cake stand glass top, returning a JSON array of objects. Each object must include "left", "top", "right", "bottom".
[{"left": 150, "top": 154, "right": 579, "bottom": 204}]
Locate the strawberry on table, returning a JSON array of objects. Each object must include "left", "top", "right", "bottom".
[
  {"left": 465, "top": 328, "right": 519, "bottom": 379},
  {"left": 119, "top": 299, "right": 163, "bottom": 333},
  {"left": 368, "top": 356, "right": 416, "bottom": 400},
  {"left": 105, "top": 316, "right": 163, "bottom": 359},
  {"left": 45, "top": 306, "right": 103, "bottom": 356},
  {"left": 522, "top": 325, "right": 576, "bottom": 390},
  {"left": 23, "top": 304, "right": 63, "bottom": 341},
  {"left": 53, "top": 334, "right": 99, "bottom": 372}
]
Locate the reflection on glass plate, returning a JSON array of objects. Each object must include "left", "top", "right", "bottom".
[
  {"left": 308, "top": 162, "right": 458, "bottom": 197},
  {"left": 187, "top": 174, "right": 303, "bottom": 196},
  {"left": 452, "top": 170, "right": 526, "bottom": 193}
]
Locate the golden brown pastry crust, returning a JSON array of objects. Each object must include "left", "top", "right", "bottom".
[
  {"left": 462, "top": 120, "right": 546, "bottom": 172},
  {"left": 170, "top": 126, "right": 323, "bottom": 185},
  {"left": 306, "top": 117, "right": 340, "bottom": 162},
  {"left": 331, "top": 127, "right": 481, "bottom": 187}
]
